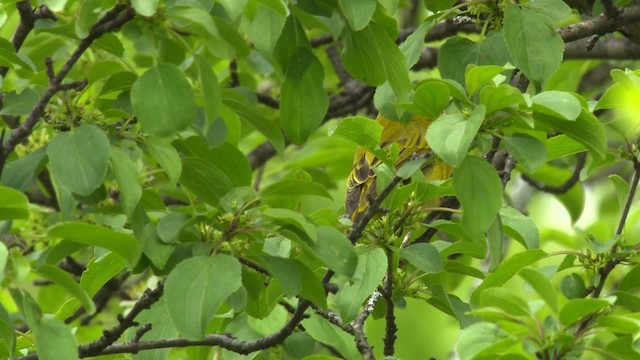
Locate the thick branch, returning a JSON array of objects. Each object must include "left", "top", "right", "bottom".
[
  {"left": 353, "top": 291, "right": 382, "bottom": 360},
  {"left": 559, "top": 5, "right": 640, "bottom": 42}
]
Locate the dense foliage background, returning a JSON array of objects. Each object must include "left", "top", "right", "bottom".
[{"left": 1, "top": 0, "right": 640, "bottom": 359}]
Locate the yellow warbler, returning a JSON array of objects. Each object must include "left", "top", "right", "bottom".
[{"left": 344, "top": 114, "right": 451, "bottom": 223}]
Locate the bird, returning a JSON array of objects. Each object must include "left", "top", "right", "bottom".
[{"left": 344, "top": 114, "right": 452, "bottom": 224}]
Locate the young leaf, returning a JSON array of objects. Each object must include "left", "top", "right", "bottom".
[
  {"left": 131, "top": 64, "right": 196, "bottom": 137},
  {"left": 47, "top": 125, "right": 110, "bottom": 196},
  {"left": 164, "top": 255, "right": 242, "bottom": 340},
  {"left": 302, "top": 314, "right": 360, "bottom": 360},
  {"left": 197, "top": 56, "right": 221, "bottom": 124},
  {"left": 260, "top": 179, "right": 332, "bottom": 199},
  {"left": 426, "top": 105, "right": 486, "bottom": 167},
  {"left": 486, "top": 216, "right": 503, "bottom": 272},
  {"left": 0, "top": 303, "right": 15, "bottom": 355},
  {"left": 453, "top": 155, "right": 502, "bottom": 239},
  {"left": 281, "top": 48, "right": 329, "bottom": 144}
]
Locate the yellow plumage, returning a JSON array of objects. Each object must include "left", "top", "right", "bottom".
[{"left": 344, "top": 114, "right": 451, "bottom": 222}]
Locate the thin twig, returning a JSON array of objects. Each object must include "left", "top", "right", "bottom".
[{"left": 522, "top": 152, "right": 586, "bottom": 194}]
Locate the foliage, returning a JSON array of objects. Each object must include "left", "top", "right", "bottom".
[{"left": 0, "top": 0, "right": 640, "bottom": 359}]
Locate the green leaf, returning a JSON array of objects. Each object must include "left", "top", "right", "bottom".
[
  {"left": 0, "top": 37, "right": 34, "bottom": 71},
  {"left": 262, "top": 256, "right": 301, "bottom": 297},
  {"left": 334, "top": 247, "right": 387, "bottom": 322},
  {"left": 545, "top": 135, "right": 585, "bottom": 161},
  {"left": 1, "top": 146, "right": 47, "bottom": 191},
  {"left": 197, "top": 56, "right": 221, "bottom": 124},
  {"left": 263, "top": 208, "right": 317, "bottom": 243},
  {"left": 56, "top": 253, "right": 125, "bottom": 320},
  {"left": 399, "top": 243, "right": 443, "bottom": 274},
  {"left": 534, "top": 110, "right": 606, "bottom": 160},
  {"left": 479, "top": 84, "right": 525, "bottom": 114},
  {"left": 480, "top": 287, "right": 530, "bottom": 316},
  {"left": 471, "top": 249, "right": 548, "bottom": 304},
  {"left": 486, "top": 216, "right": 503, "bottom": 272},
  {"left": 519, "top": 268, "right": 558, "bottom": 313},
  {"left": 313, "top": 226, "right": 358, "bottom": 278},
  {"left": 165, "top": 255, "right": 242, "bottom": 340},
  {"left": 179, "top": 139, "right": 251, "bottom": 188},
  {"left": 222, "top": 89, "right": 285, "bottom": 152},
  {"left": 157, "top": 212, "right": 190, "bottom": 244},
  {"left": 559, "top": 298, "right": 612, "bottom": 326},
  {"left": 456, "top": 322, "right": 508, "bottom": 360},
  {"left": 610, "top": 175, "right": 631, "bottom": 214},
  {"left": 35, "top": 264, "right": 95, "bottom": 314},
  {"left": 500, "top": 206, "right": 540, "bottom": 249},
  {"left": 281, "top": 48, "right": 328, "bottom": 144},
  {"left": 76, "top": 0, "right": 101, "bottom": 39},
  {"left": 0, "top": 185, "right": 28, "bottom": 220},
  {"left": 503, "top": 133, "right": 547, "bottom": 173},
  {"left": 274, "top": 15, "right": 310, "bottom": 72},
  {"left": 503, "top": 4, "right": 564, "bottom": 83},
  {"left": 131, "top": 64, "right": 196, "bottom": 137},
  {"left": 330, "top": 116, "right": 386, "bottom": 159},
  {"left": 426, "top": 106, "right": 486, "bottom": 167},
  {"left": 339, "top": 0, "right": 376, "bottom": 30},
  {"left": 46, "top": 125, "right": 110, "bottom": 196},
  {"left": 110, "top": 146, "right": 142, "bottom": 217},
  {"left": 34, "top": 318, "right": 79, "bottom": 360},
  {"left": 410, "top": 80, "right": 451, "bottom": 118},
  {"left": 145, "top": 137, "right": 182, "bottom": 185},
  {"left": 453, "top": 155, "right": 503, "bottom": 239},
  {"left": 342, "top": 23, "right": 410, "bottom": 100},
  {"left": 169, "top": 7, "right": 218, "bottom": 38},
  {"left": 524, "top": 0, "right": 573, "bottom": 23},
  {"left": 532, "top": 91, "right": 582, "bottom": 121},
  {"left": 0, "top": 302, "right": 15, "bottom": 355},
  {"left": 619, "top": 264, "right": 640, "bottom": 292},
  {"left": 48, "top": 222, "right": 141, "bottom": 268},
  {"left": 260, "top": 179, "right": 332, "bottom": 199},
  {"left": 132, "top": 0, "right": 159, "bottom": 16},
  {"left": 465, "top": 64, "right": 512, "bottom": 95},
  {"left": 179, "top": 157, "right": 233, "bottom": 205},
  {"left": 438, "top": 32, "right": 511, "bottom": 87},
  {"left": 0, "top": 88, "right": 40, "bottom": 116},
  {"left": 302, "top": 314, "right": 360, "bottom": 360},
  {"left": 242, "top": 3, "right": 286, "bottom": 57}
]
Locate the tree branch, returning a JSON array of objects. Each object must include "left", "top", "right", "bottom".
[
  {"left": 383, "top": 248, "right": 397, "bottom": 356},
  {"left": 0, "top": 4, "right": 135, "bottom": 177},
  {"left": 522, "top": 152, "right": 586, "bottom": 194},
  {"left": 559, "top": 5, "right": 640, "bottom": 42},
  {"left": 353, "top": 291, "right": 382, "bottom": 360}
]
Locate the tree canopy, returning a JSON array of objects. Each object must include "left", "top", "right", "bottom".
[{"left": 1, "top": 0, "right": 640, "bottom": 359}]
